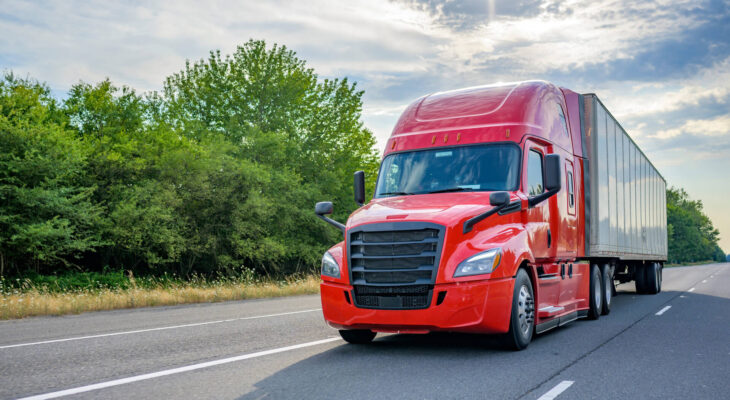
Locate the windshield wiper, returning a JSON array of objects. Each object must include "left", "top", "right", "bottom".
[
  {"left": 379, "top": 191, "right": 415, "bottom": 196},
  {"left": 427, "top": 187, "right": 472, "bottom": 194}
]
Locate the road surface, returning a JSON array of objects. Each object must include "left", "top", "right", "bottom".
[{"left": 1, "top": 263, "right": 728, "bottom": 399}]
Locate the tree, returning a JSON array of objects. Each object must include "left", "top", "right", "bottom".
[
  {"left": 666, "top": 187, "right": 723, "bottom": 263},
  {"left": 0, "top": 74, "right": 104, "bottom": 275},
  {"left": 159, "top": 39, "right": 379, "bottom": 274}
]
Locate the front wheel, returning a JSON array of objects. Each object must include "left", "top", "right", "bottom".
[
  {"left": 501, "top": 269, "right": 535, "bottom": 351},
  {"left": 339, "top": 329, "right": 376, "bottom": 344}
]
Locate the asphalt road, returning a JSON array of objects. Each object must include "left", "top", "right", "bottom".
[{"left": 1, "top": 263, "right": 728, "bottom": 400}]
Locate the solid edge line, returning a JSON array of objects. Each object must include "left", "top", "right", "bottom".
[
  {"left": 655, "top": 305, "right": 671, "bottom": 316},
  {"left": 0, "top": 309, "right": 321, "bottom": 350},
  {"left": 17, "top": 337, "right": 340, "bottom": 400},
  {"left": 537, "top": 380, "right": 575, "bottom": 400}
]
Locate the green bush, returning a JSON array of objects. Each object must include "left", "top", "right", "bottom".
[{"left": 0, "top": 40, "right": 378, "bottom": 279}]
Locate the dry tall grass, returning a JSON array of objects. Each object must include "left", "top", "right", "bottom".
[{"left": 0, "top": 275, "right": 320, "bottom": 320}]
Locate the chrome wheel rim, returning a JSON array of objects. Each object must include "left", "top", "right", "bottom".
[
  {"left": 517, "top": 285, "right": 534, "bottom": 337},
  {"left": 594, "top": 273, "right": 602, "bottom": 310}
]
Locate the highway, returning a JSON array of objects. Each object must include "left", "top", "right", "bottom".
[{"left": 1, "top": 263, "right": 728, "bottom": 400}]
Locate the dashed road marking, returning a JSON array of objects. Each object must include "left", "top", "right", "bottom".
[
  {"left": 16, "top": 337, "right": 340, "bottom": 399},
  {"left": 688, "top": 287, "right": 696, "bottom": 292},
  {"left": 537, "top": 380, "right": 575, "bottom": 400},
  {"left": 656, "top": 306, "right": 672, "bottom": 316},
  {"left": 0, "top": 309, "right": 322, "bottom": 350}
]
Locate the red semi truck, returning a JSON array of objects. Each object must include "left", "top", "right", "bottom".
[{"left": 314, "top": 81, "right": 667, "bottom": 350}]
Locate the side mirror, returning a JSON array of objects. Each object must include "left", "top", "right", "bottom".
[
  {"left": 544, "top": 154, "right": 561, "bottom": 192},
  {"left": 489, "top": 191, "right": 510, "bottom": 207},
  {"left": 463, "top": 191, "right": 513, "bottom": 234},
  {"left": 528, "top": 153, "right": 562, "bottom": 207},
  {"left": 315, "top": 201, "right": 334, "bottom": 215},
  {"left": 354, "top": 170, "right": 365, "bottom": 206},
  {"left": 314, "top": 201, "right": 345, "bottom": 234}
]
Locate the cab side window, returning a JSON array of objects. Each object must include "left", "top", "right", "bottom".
[
  {"left": 568, "top": 171, "right": 575, "bottom": 207},
  {"left": 557, "top": 104, "right": 569, "bottom": 136},
  {"left": 527, "top": 150, "right": 544, "bottom": 196}
]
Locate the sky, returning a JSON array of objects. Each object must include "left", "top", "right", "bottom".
[{"left": 1, "top": 0, "right": 729, "bottom": 252}]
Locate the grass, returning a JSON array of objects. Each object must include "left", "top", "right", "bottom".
[
  {"left": 664, "top": 260, "right": 721, "bottom": 268},
  {"left": 0, "top": 271, "right": 320, "bottom": 320}
]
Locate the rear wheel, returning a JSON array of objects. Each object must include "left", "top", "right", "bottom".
[
  {"left": 644, "top": 262, "right": 662, "bottom": 294},
  {"left": 588, "top": 263, "right": 602, "bottom": 320},
  {"left": 600, "top": 264, "right": 613, "bottom": 315},
  {"left": 634, "top": 264, "right": 648, "bottom": 294},
  {"left": 339, "top": 329, "right": 376, "bottom": 344},
  {"left": 501, "top": 269, "right": 534, "bottom": 351}
]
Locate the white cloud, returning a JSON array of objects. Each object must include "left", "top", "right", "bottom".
[{"left": 653, "top": 114, "right": 730, "bottom": 139}]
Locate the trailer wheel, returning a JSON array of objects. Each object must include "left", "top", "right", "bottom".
[
  {"left": 339, "top": 329, "right": 376, "bottom": 344},
  {"left": 644, "top": 262, "right": 661, "bottom": 295},
  {"left": 600, "top": 264, "right": 613, "bottom": 315},
  {"left": 501, "top": 269, "right": 534, "bottom": 351},
  {"left": 634, "top": 264, "right": 648, "bottom": 294},
  {"left": 588, "top": 264, "right": 602, "bottom": 320}
]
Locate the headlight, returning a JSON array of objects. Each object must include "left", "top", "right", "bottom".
[
  {"left": 321, "top": 252, "right": 340, "bottom": 278},
  {"left": 454, "top": 248, "right": 502, "bottom": 277}
]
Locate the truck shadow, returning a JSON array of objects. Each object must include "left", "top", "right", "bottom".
[{"left": 235, "top": 288, "right": 726, "bottom": 400}]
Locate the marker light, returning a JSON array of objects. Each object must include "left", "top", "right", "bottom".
[
  {"left": 321, "top": 252, "right": 340, "bottom": 278},
  {"left": 454, "top": 248, "right": 502, "bottom": 277}
]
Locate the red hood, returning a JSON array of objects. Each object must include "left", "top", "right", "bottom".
[{"left": 347, "top": 192, "right": 513, "bottom": 229}]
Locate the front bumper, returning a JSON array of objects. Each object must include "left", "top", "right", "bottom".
[{"left": 320, "top": 278, "right": 515, "bottom": 334}]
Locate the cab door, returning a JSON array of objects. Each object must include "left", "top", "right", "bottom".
[
  {"left": 522, "top": 140, "right": 554, "bottom": 260},
  {"left": 523, "top": 139, "right": 563, "bottom": 321}
]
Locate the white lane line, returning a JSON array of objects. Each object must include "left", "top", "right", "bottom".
[
  {"left": 0, "top": 309, "right": 321, "bottom": 350},
  {"left": 702, "top": 280, "right": 707, "bottom": 283},
  {"left": 656, "top": 305, "right": 672, "bottom": 316},
  {"left": 688, "top": 287, "right": 696, "bottom": 292},
  {"left": 17, "top": 337, "right": 340, "bottom": 400},
  {"left": 537, "top": 380, "right": 575, "bottom": 400}
]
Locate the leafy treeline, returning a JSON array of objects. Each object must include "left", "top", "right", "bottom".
[
  {"left": 0, "top": 40, "right": 378, "bottom": 278},
  {"left": 667, "top": 187, "right": 726, "bottom": 263}
]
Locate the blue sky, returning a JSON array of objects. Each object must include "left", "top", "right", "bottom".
[{"left": 2, "top": 0, "right": 729, "bottom": 252}]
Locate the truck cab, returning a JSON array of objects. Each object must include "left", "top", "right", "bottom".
[{"left": 315, "top": 80, "right": 665, "bottom": 349}]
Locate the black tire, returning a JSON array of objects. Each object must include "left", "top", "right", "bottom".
[
  {"left": 587, "top": 263, "right": 602, "bottom": 320},
  {"left": 634, "top": 264, "right": 648, "bottom": 294},
  {"left": 339, "top": 329, "right": 376, "bottom": 344},
  {"left": 600, "top": 263, "right": 613, "bottom": 315},
  {"left": 644, "top": 262, "right": 661, "bottom": 295},
  {"left": 501, "top": 269, "right": 535, "bottom": 351}
]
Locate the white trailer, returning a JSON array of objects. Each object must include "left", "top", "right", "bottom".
[{"left": 582, "top": 94, "right": 667, "bottom": 262}]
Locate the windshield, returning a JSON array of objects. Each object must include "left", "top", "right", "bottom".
[{"left": 375, "top": 144, "right": 521, "bottom": 197}]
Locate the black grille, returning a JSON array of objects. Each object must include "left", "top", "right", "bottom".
[
  {"left": 353, "top": 285, "right": 431, "bottom": 309},
  {"left": 348, "top": 223, "right": 444, "bottom": 310}
]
